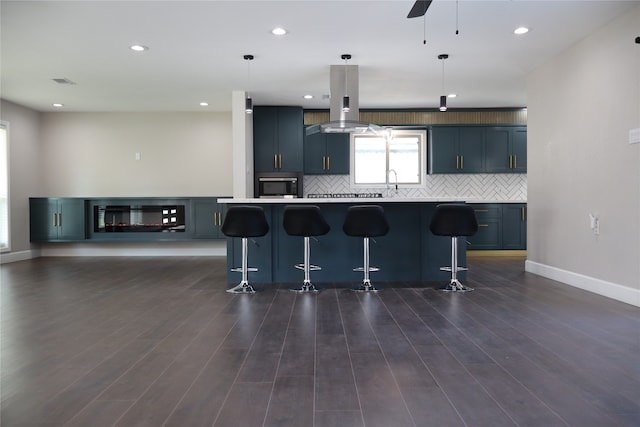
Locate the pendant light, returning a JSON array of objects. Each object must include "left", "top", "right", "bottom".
[
  {"left": 244, "top": 54, "right": 254, "bottom": 114},
  {"left": 341, "top": 54, "right": 351, "bottom": 113},
  {"left": 438, "top": 54, "right": 449, "bottom": 112}
]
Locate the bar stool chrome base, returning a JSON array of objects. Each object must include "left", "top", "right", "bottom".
[
  {"left": 289, "top": 235, "right": 323, "bottom": 293},
  {"left": 226, "top": 280, "right": 256, "bottom": 294},
  {"left": 351, "top": 276, "right": 381, "bottom": 292},
  {"left": 437, "top": 236, "right": 474, "bottom": 292},
  {"left": 350, "top": 238, "right": 381, "bottom": 292},
  {"left": 227, "top": 237, "right": 258, "bottom": 294},
  {"left": 438, "top": 279, "right": 474, "bottom": 292}
]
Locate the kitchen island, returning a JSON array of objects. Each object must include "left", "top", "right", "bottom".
[{"left": 218, "top": 197, "right": 478, "bottom": 285}]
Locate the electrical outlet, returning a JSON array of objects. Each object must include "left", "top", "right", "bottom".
[
  {"left": 135, "top": 152, "right": 141, "bottom": 161},
  {"left": 589, "top": 213, "right": 600, "bottom": 235}
]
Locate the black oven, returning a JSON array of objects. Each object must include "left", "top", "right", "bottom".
[{"left": 255, "top": 172, "right": 303, "bottom": 198}]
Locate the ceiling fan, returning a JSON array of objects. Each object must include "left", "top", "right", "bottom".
[{"left": 407, "top": 0, "right": 433, "bottom": 18}]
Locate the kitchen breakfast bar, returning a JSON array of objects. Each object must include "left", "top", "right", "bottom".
[{"left": 218, "top": 197, "right": 471, "bottom": 286}]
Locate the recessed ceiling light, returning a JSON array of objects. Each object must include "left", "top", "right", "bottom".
[
  {"left": 303, "top": 94, "right": 313, "bottom": 99},
  {"left": 271, "top": 27, "right": 287, "bottom": 36},
  {"left": 52, "top": 103, "right": 64, "bottom": 107},
  {"left": 199, "top": 102, "right": 209, "bottom": 107},
  {"left": 130, "top": 44, "right": 149, "bottom": 52},
  {"left": 514, "top": 27, "right": 529, "bottom": 35}
]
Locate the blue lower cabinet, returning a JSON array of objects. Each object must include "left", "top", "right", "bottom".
[
  {"left": 466, "top": 203, "right": 527, "bottom": 250},
  {"left": 502, "top": 203, "right": 527, "bottom": 250},
  {"left": 226, "top": 206, "right": 273, "bottom": 285},
  {"left": 192, "top": 197, "right": 229, "bottom": 239},
  {"left": 225, "top": 202, "right": 471, "bottom": 285},
  {"left": 371, "top": 203, "right": 423, "bottom": 282}
]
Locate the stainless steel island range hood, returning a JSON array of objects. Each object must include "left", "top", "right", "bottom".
[{"left": 306, "top": 56, "right": 382, "bottom": 135}]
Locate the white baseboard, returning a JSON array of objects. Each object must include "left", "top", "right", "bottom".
[
  {"left": 39, "top": 242, "right": 227, "bottom": 257},
  {"left": 525, "top": 260, "right": 640, "bottom": 307},
  {"left": 0, "top": 249, "right": 40, "bottom": 264}
]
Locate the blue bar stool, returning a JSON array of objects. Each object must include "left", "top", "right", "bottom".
[
  {"left": 343, "top": 205, "right": 389, "bottom": 292},
  {"left": 429, "top": 203, "right": 478, "bottom": 292},
  {"left": 282, "top": 205, "right": 330, "bottom": 292},
  {"left": 221, "top": 205, "right": 269, "bottom": 294}
]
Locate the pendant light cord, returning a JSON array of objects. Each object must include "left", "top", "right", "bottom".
[
  {"left": 423, "top": 14, "right": 427, "bottom": 44},
  {"left": 456, "top": 0, "right": 459, "bottom": 35},
  {"left": 441, "top": 57, "right": 445, "bottom": 93}
]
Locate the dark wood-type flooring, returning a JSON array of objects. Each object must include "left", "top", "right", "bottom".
[{"left": 1, "top": 256, "right": 639, "bottom": 427}]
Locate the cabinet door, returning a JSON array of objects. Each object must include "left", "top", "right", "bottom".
[
  {"left": 193, "top": 198, "right": 228, "bottom": 239},
  {"left": 324, "top": 133, "right": 350, "bottom": 175},
  {"left": 511, "top": 128, "right": 527, "bottom": 172},
  {"left": 303, "top": 130, "right": 326, "bottom": 174},
  {"left": 485, "top": 127, "right": 511, "bottom": 173},
  {"left": 458, "top": 127, "right": 485, "bottom": 173},
  {"left": 253, "top": 107, "right": 278, "bottom": 172},
  {"left": 30, "top": 198, "right": 85, "bottom": 242},
  {"left": 429, "top": 127, "right": 460, "bottom": 173},
  {"left": 502, "top": 204, "right": 527, "bottom": 249},
  {"left": 30, "top": 198, "right": 59, "bottom": 241},
  {"left": 467, "top": 204, "right": 502, "bottom": 250},
  {"left": 58, "top": 199, "right": 86, "bottom": 240},
  {"left": 277, "top": 106, "right": 304, "bottom": 172},
  {"left": 373, "top": 203, "right": 422, "bottom": 281}
]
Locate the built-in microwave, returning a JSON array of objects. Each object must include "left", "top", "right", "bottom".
[{"left": 255, "top": 172, "right": 303, "bottom": 198}]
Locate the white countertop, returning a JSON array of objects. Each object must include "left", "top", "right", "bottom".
[{"left": 217, "top": 197, "right": 526, "bottom": 204}]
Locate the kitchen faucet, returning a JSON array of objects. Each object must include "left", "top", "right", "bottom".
[{"left": 387, "top": 169, "right": 398, "bottom": 196}]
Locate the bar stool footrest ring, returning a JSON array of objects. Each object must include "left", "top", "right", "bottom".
[
  {"left": 295, "top": 263, "right": 322, "bottom": 271},
  {"left": 353, "top": 266, "right": 380, "bottom": 273},
  {"left": 231, "top": 267, "right": 258, "bottom": 273},
  {"left": 439, "top": 266, "right": 469, "bottom": 272}
]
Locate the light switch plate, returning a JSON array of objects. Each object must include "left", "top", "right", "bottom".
[{"left": 630, "top": 128, "right": 640, "bottom": 144}]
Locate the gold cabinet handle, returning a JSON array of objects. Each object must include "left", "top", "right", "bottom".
[
  {"left": 522, "top": 207, "right": 525, "bottom": 221},
  {"left": 327, "top": 156, "right": 330, "bottom": 170},
  {"left": 514, "top": 155, "right": 517, "bottom": 169},
  {"left": 509, "top": 155, "right": 513, "bottom": 169},
  {"left": 53, "top": 213, "right": 57, "bottom": 227},
  {"left": 274, "top": 154, "right": 278, "bottom": 169},
  {"left": 456, "top": 155, "right": 460, "bottom": 169},
  {"left": 279, "top": 154, "right": 283, "bottom": 169},
  {"left": 213, "top": 212, "right": 217, "bottom": 226},
  {"left": 460, "top": 156, "right": 464, "bottom": 169},
  {"left": 57, "top": 213, "right": 62, "bottom": 227},
  {"left": 322, "top": 156, "right": 326, "bottom": 170},
  {"left": 479, "top": 224, "right": 489, "bottom": 227},
  {"left": 474, "top": 209, "right": 489, "bottom": 213}
]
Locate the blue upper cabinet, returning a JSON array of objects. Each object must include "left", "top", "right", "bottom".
[
  {"left": 429, "top": 125, "right": 526, "bottom": 174},
  {"left": 254, "top": 106, "right": 304, "bottom": 172},
  {"left": 485, "top": 126, "right": 527, "bottom": 173},
  {"left": 304, "top": 130, "right": 350, "bottom": 175},
  {"left": 429, "top": 126, "right": 485, "bottom": 173}
]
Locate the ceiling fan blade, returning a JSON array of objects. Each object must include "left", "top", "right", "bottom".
[{"left": 407, "top": 0, "right": 433, "bottom": 18}]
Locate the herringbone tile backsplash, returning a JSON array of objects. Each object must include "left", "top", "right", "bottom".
[{"left": 304, "top": 174, "right": 527, "bottom": 201}]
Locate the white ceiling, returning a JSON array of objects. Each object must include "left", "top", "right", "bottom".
[{"left": 1, "top": 0, "right": 637, "bottom": 113}]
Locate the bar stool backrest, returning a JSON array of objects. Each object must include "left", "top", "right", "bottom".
[
  {"left": 343, "top": 205, "right": 389, "bottom": 238},
  {"left": 429, "top": 204, "right": 478, "bottom": 237},
  {"left": 283, "top": 205, "right": 330, "bottom": 237},
  {"left": 222, "top": 206, "right": 269, "bottom": 238}
]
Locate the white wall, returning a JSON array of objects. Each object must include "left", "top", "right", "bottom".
[
  {"left": 0, "top": 105, "right": 235, "bottom": 260},
  {"left": 38, "top": 112, "right": 232, "bottom": 197},
  {"left": 0, "top": 100, "right": 42, "bottom": 259},
  {"left": 526, "top": 5, "right": 640, "bottom": 306}
]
